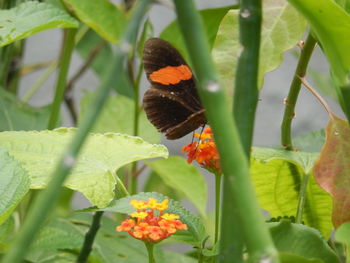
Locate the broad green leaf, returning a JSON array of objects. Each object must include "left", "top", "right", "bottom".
[
  {"left": 279, "top": 253, "right": 323, "bottom": 263},
  {"left": 62, "top": 0, "right": 126, "bottom": 43},
  {"left": 293, "top": 129, "right": 325, "bottom": 153},
  {"left": 144, "top": 171, "right": 183, "bottom": 201},
  {"left": 0, "top": 1, "right": 79, "bottom": 47},
  {"left": 26, "top": 215, "right": 196, "bottom": 263},
  {"left": 146, "top": 156, "right": 208, "bottom": 217},
  {"left": 251, "top": 158, "right": 333, "bottom": 238},
  {"left": 287, "top": 0, "right": 350, "bottom": 87},
  {"left": 79, "top": 93, "right": 160, "bottom": 144},
  {"left": 313, "top": 115, "right": 350, "bottom": 228},
  {"left": 269, "top": 220, "right": 339, "bottom": 263},
  {"left": 0, "top": 147, "right": 30, "bottom": 225},
  {"left": 335, "top": 221, "right": 350, "bottom": 244},
  {"left": 97, "top": 192, "right": 207, "bottom": 246},
  {"left": 253, "top": 147, "right": 319, "bottom": 173},
  {"left": 0, "top": 89, "right": 51, "bottom": 131},
  {"left": 0, "top": 129, "right": 168, "bottom": 207},
  {"left": 213, "top": 0, "right": 306, "bottom": 92},
  {"left": 160, "top": 5, "right": 236, "bottom": 63}
]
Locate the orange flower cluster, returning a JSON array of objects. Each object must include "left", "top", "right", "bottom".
[
  {"left": 182, "top": 127, "right": 221, "bottom": 174},
  {"left": 116, "top": 198, "right": 187, "bottom": 242}
]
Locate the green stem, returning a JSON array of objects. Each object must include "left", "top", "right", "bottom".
[
  {"left": 214, "top": 173, "right": 222, "bottom": 244},
  {"left": 2, "top": 2, "right": 151, "bottom": 262},
  {"left": 22, "top": 60, "right": 59, "bottom": 103},
  {"left": 144, "top": 242, "right": 156, "bottom": 263},
  {"left": 233, "top": 0, "right": 261, "bottom": 156},
  {"left": 130, "top": 61, "right": 143, "bottom": 194},
  {"left": 47, "top": 29, "right": 77, "bottom": 130},
  {"left": 296, "top": 173, "right": 309, "bottom": 224},
  {"left": 281, "top": 33, "right": 316, "bottom": 150},
  {"left": 76, "top": 211, "right": 104, "bottom": 263},
  {"left": 173, "top": 1, "right": 279, "bottom": 262}
]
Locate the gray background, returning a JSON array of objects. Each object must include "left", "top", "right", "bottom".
[{"left": 18, "top": 0, "right": 343, "bottom": 209}]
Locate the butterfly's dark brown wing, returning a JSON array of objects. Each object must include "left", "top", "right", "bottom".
[{"left": 142, "top": 38, "right": 206, "bottom": 139}]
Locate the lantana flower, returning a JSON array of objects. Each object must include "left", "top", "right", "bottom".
[
  {"left": 182, "top": 127, "right": 221, "bottom": 174},
  {"left": 116, "top": 198, "right": 187, "bottom": 243}
]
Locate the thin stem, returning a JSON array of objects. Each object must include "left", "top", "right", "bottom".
[
  {"left": 214, "top": 173, "right": 222, "bottom": 244},
  {"left": 173, "top": 1, "right": 279, "bottom": 262},
  {"left": 130, "top": 61, "right": 143, "bottom": 194},
  {"left": 47, "top": 29, "right": 77, "bottom": 130},
  {"left": 2, "top": 2, "right": 151, "bottom": 262},
  {"left": 144, "top": 242, "right": 156, "bottom": 263},
  {"left": 76, "top": 211, "right": 104, "bottom": 263},
  {"left": 300, "top": 77, "right": 335, "bottom": 117},
  {"left": 20, "top": 60, "right": 54, "bottom": 76},
  {"left": 295, "top": 173, "right": 309, "bottom": 224},
  {"left": 22, "top": 60, "right": 59, "bottom": 103},
  {"left": 64, "top": 40, "right": 106, "bottom": 124},
  {"left": 281, "top": 33, "right": 317, "bottom": 150}
]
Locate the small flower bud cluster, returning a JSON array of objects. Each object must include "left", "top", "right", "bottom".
[
  {"left": 116, "top": 198, "right": 187, "bottom": 242},
  {"left": 182, "top": 127, "right": 221, "bottom": 174}
]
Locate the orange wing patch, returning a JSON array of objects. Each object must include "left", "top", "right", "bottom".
[{"left": 149, "top": 65, "right": 192, "bottom": 85}]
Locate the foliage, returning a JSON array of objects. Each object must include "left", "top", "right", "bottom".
[{"left": 0, "top": 0, "right": 349, "bottom": 262}]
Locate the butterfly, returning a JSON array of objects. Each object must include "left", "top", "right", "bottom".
[{"left": 142, "top": 38, "right": 206, "bottom": 140}]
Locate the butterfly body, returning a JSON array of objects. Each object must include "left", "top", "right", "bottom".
[{"left": 142, "top": 38, "right": 206, "bottom": 139}]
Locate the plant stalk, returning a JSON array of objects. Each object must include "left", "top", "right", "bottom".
[
  {"left": 144, "top": 242, "right": 156, "bottom": 263},
  {"left": 296, "top": 173, "right": 309, "bottom": 224},
  {"left": 173, "top": 1, "right": 279, "bottom": 262},
  {"left": 76, "top": 211, "right": 104, "bottom": 263},
  {"left": 281, "top": 33, "right": 316, "bottom": 150},
  {"left": 2, "top": 1, "right": 151, "bottom": 262},
  {"left": 214, "top": 173, "right": 222, "bottom": 244},
  {"left": 233, "top": 0, "right": 261, "bottom": 156},
  {"left": 47, "top": 29, "right": 77, "bottom": 130},
  {"left": 130, "top": 61, "right": 143, "bottom": 194}
]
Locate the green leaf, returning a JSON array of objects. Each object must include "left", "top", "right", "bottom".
[
  {"left": 252, "top": 147, "right": 319, "bottom": 173},
  {"left": 293, "top": 130, "right": 325, "bottom": 153},
  {"left": 287, "top": 0, "right": 350, "bottom": 120},
  {"left": 335, "top": 221, "right": 350, "bottom": 243},
  {"left": 137, "top": 19, "right": 154, "bottom": 58},
  {"left": 279, "top": 253, "right": 323, "bottom": 263},
  {"left": 313, "top": 115, "right": 350, "bottom": 228},
  {"left": 62, "top": 0, "right": 126, "bottom": 43},
  {"left": 251, "top": 157, "right": 333, "bottom": 238},
  {"left": 75, "top": 30, "right": 112, "bottom": 77},
  {"left": 287, "top": 0, "right": 350, "bottom": 87},
  {"left": 26, "top": 215, "right": 197, "bottom": 263},
  {"left": 213, "top": 0, "right": 306, "bottom": 92},
  {"left": 146, "top": 156, "right": 208, "bottom": 217},
  {"left": 97, "top": 192, "right": 207, "bottom": 246},
  {"left": 160, "top": 5, "right": 236, "bottom": 63},
  {"left": 144, "top": 171, "right": 183, "bottom": 201},
  {"left": 0, "top": 147, "right": 30, "bottom": 225},
  {"left": 0, "top": 128, "right": 168, "bottom": 207},
  {"left": 0, "top": 1, "right": 79, "bottom": 47},
  {"left": 0, "top": 89, "right": 51, "bottom": 131},
  {"left": 79, "top": 92, "right": 160, "bottom": 144},
  {"left": 269, "top": 220, "right": 339, "bottom": 263}
]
